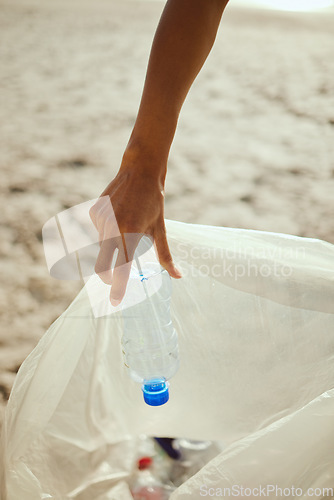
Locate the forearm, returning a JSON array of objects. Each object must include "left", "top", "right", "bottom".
[{"left": 122, "top": 0, "right": 229, "bottom": 180}]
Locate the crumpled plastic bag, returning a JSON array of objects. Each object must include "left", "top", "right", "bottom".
[{"left": 1, "top": 217, "right": 334, "bottom": 499}]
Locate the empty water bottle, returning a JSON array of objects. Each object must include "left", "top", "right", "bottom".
[
  {"left": 121, "top": 261, "right": 179, "bottom": 406},
  {"left": 131, "top": 455, "right": 175, "bottom": 500}
]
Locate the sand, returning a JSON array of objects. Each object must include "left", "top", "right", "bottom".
[{"left": 0, "top": 0, "right": 333, "bottom": 428}]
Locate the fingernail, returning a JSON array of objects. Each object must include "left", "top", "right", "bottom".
[
  {"left": 173, "top": 265, "right": 182, "bottom": 278},
  {"left": 110, "top": 296, "right": 121, "bottom": 307}
]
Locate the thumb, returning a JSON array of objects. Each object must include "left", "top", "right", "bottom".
[{"left": 154, "top": 225, "right": 182, "bottom": 279}]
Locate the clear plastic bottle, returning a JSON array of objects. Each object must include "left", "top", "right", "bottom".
[
  {"left": 121, "top": 262, "right": 179, "bottom": 406},
  {"left": 131, "top": 456, "right": 164, "bottom": 500},
  {"left": 170, "top": 439, "right": 223, "bottom": 486}
]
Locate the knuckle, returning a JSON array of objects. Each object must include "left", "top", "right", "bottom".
[
  {"left": 119, "top": 221, "right": 139, "bottom": 234},
  {"left": 94, "top": 263, "right": 102, "bottom": 274},
  {"left": 89, "top": 206, "right": 97, "bottom": 225},
  {"left": 159, "top": 249, "right": 172, "bottom": 264},
  {"left": 94, "top": 259, "right": 106, "bottom": 275}
]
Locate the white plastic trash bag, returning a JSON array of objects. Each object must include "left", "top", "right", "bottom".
[{"left": 1, "top": 218, "right": 334, "bottom": 499}]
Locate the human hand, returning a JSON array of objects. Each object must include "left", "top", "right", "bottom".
[{"left": 89, "top": 155, "right": 182, "bottom": 306}]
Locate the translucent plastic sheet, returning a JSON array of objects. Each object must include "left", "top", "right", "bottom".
[{"left": 1, "top": 219, "right": 334, "bottom": 499}]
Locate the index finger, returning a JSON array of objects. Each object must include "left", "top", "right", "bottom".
[{"left": 110, "top": 233, "right": 142, "bottom": 306}]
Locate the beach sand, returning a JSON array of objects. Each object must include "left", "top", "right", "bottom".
[{"left": 0, "top": 0, "right": 333, "bottom": 428}]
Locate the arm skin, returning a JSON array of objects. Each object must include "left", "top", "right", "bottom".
[{"left": 90, "top": 0, "right": 230, "bottom": 305}]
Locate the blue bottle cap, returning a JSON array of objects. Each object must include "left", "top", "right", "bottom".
[{"left": 142, "top": 378, "right": 169, "bottom": 406}]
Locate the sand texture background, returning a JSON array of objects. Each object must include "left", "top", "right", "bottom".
[{"left": 0, "top": 0, "right": 333, "bottom": 428}]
